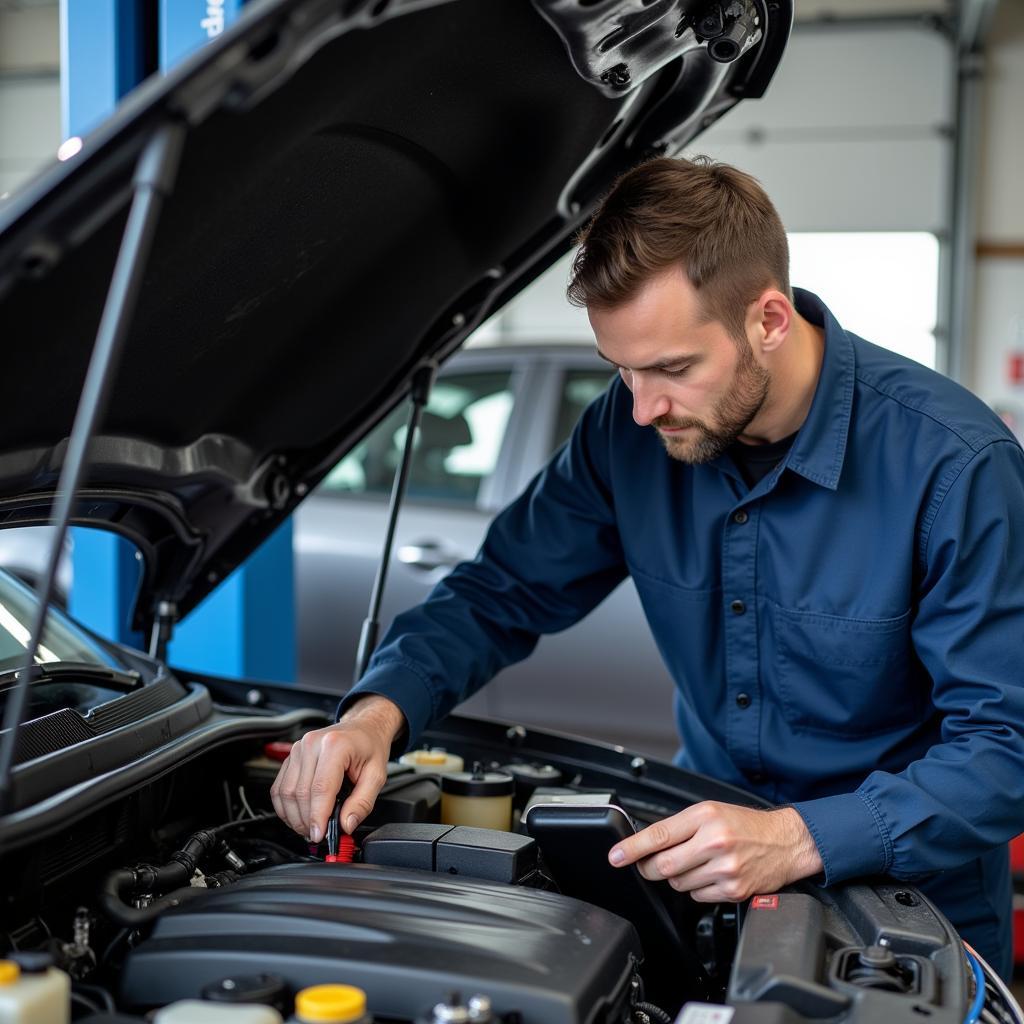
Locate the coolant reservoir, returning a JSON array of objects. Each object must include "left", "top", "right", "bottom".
[
  {"left": 441, "top": 764, "right": 514, "bottom": 831},
  {"left": 0, "top": 957, "right": 70, "bottom": 1024},
  {"left": 154, "top": 1001, "right": 283, "bottom": 1023},
  {"left": 291, "top": 984, "right": 371, "bottom": 1024},
  {"left": 399, "top": 748, "right": 465, "bottom": 774}
]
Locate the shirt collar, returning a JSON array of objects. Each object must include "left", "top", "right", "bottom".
[{"left": 782, "top": 287, "right": 856, "bottom": 492}]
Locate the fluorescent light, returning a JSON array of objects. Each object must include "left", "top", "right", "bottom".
[{"left": 57, "top": 137, "right": 83, "bottom": 162}]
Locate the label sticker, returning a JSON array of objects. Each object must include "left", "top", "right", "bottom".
[
  {"left": 751, "top": 894, "right": 780, "bottom": 909},
  {"left": 675, "top": 1004, "right": 735, "bottom": 1024}
]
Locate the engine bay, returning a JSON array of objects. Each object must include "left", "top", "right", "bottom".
[{"left": 0, "top": 676, "right": 1005, "bottom": 1023}]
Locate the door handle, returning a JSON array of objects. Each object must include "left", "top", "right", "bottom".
[{"left": 397, "top": 541, "right": 463, "bottom": 572}]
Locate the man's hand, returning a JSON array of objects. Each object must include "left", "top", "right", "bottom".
[
  {"left": 270, "top": 695, "right": 406, "bottom": 844},
  {"left": 608, "top": 801, "right": 823, "bottom": 902}
]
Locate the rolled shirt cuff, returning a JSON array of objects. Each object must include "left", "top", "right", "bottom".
[{"left": 790, "top": 789, "right": 892, "bottom": 886}]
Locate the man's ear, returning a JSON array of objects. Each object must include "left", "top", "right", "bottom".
[{"left": 750, "top": 290, "right": 792, "bottom": 355}]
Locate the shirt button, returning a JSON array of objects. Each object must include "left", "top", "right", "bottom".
[
  {"left": 730, "top": 599, "right": 746, "bottom": 615},
  {"left": 750, "top": 772, "right": 765, "bottom": 783},
  {"left": 733, "top": 510, "right": 749, "bottom": 524},
  {"left": 736, "top": 693, "right": 752, "bottom": 709}
]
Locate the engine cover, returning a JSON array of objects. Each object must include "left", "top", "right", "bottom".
[{"left": 119, "top": 863, "right": 641, "bottom": 1024}]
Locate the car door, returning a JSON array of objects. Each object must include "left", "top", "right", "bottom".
[
  {"left": 294, "top": 351, "right": 524, "bottom": 720},
  {"left": 295, "top": 347, "right": 680, "bottom": 760}
]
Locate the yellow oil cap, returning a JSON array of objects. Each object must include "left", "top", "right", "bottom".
[
  {"left": 0, "top": 961, "right": 20, "bottom": 986},
  {"left": 294, "top": 984, "right": 367, "bottom": 1023},
  {"left": 412, "top": 751, "right": 448, "bottom": 765}
]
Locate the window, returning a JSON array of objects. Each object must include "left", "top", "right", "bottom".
[
  {"left": 788, "top": 232, "right": 940, "bottom": 370},
  {"left": 321, "top": 371, "right": 515, "bottom": 506},
  {"left": 551, "top": 369, "right": 614, "bottom": 452}
]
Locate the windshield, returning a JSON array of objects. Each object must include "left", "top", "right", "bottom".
[{"left": 0, "top": 569, "right": 122, "bottom": 674}]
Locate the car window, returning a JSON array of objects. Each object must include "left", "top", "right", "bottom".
[
  {"left": 0, "top": 569, "right": 121, "bottom": 674},
  {"left": 551, "top": 369, "right": 614, "bottom": 453},
  {"left": 321, "top": 371, "right": 515, "bottom": 506}
]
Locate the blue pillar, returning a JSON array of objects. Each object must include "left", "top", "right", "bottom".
[
  {"left": 69, "top": 532, "right": 144, "bottom": 649},
  {"left": 160, "top": 0, "right": 247, "bottom": 68},
  {"left": 62, "top": 0, "right": 296, "bottom": 682},
  {"left": 167, "top": 524, "right": 295, "bottom": 681},
  {"left": 60, "top": 0, "right": 149, "bottom": 140}
]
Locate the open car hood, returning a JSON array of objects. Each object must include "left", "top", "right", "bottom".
[{"left": 0, "top": 0, "right": 791, "bottom": 633}]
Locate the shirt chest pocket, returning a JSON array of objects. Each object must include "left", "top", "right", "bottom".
[{"left": 771, "top": 603, "right": 923, "bottom": 736}]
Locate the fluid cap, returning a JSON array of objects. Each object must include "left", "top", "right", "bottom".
[
  {"left": 500, "top": 762, "right": 562, "bottom": 801},
  {"left": 8, "top": 951, "right": 53, "bottom": 974},
  {"left": 154, "top": 1001, "right": 283, "bottom": 1023},
  {"left": 295, "top": 984, "right": 368, "bottom": 1023},
  {"left": 399, "top": 748, "right": 465, "bottom": 774},
  {"left": 413, "top": 751, "right": 448, "bottom": 765},
  {"left": 0, "top": 961, "right": 19, "bottom": 986},
  {"left": 501, "top": 763, "right": 561, "bottom": 785},
  {"left": 202, "top": 973, "right": 287, "bottom": 1007},
  {"left": 441, "top": 763, "right": 514, "bottom": 798},
  {"left": 857, "top": 945, "right": 897, "bottom": 970}
]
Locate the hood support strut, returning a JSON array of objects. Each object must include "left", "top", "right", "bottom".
[
  {"left": 0, "top": 120, "right": 187, "bottom": 812},
  {"left": 353, "top": 361, "right": 437, "bottom": 683}
]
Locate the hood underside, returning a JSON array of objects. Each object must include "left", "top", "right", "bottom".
[{"left": 0, "top": 0, "right": 790, "bottom": 631}]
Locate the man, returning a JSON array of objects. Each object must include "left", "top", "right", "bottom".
[{"left": 272, "top": 156, "right": 1024, "bottom": 977}]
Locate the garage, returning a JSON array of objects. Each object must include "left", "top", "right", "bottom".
[{"left": 1, "top": 0, "right": 1023, "bottom": 1021}]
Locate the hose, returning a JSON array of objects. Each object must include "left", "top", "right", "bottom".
[
  {"left": 98, "top": 829, "right": 227, "bottom": 927},
  {"left": 964, "top": 946, "right": 986, "bottom": 1024},
  {"left": 963, "top": 941, "right": 1024, "bottom": 1024},
  {"left": 634, "top": 1002, "right": 673, "bottom": 1024}
]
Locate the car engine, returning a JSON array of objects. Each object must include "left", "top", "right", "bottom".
[{"left": 1, "top": 686, "right": 1015, "bottom": 1024}]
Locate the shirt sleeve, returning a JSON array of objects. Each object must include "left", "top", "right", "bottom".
[
  {"left": 792, "top": 438, "right": 1024, "bottom": 884},
  {"left": 337, "top": 382, "right": 629, "bottom": 748}
]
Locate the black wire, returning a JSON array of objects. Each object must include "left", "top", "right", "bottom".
[
  {"left": 635, "top": 1001, "right": 673, "bottom": 1024},
  {"left": 214, "top": 811, "right": 278, "bottom": 834},
  {"left": 71, "top": 990, "right": 102, "bottom": 1017},
  {"left": 231, "top": 836, "right": 318, "bottom": 863},
  {"left": 74, "top": 982, "right": 115, "bottom": 1012},
  {"left": 100, "top": 926, "right": 131, "bottom": 966}
]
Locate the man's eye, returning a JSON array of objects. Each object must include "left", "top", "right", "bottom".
[{"left": 664, "top": 365, "right": 690, "bottom": 378}]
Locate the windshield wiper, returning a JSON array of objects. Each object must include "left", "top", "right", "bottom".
[{"left": 0, "top": 662, "right": 142, "bottom": 694}]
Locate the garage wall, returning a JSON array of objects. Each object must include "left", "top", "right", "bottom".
[
  {"left": 492, "top": 3, "right": 958, "bottom": 345},
  {"left": 685, "top": 18, "right": 954, "bottom": 234},
  {"left": 0, "top": 0, "right": 60, "bottom": 196},
  {"left": 969, "top": 0, "right": 1024, "bottom": 420}
]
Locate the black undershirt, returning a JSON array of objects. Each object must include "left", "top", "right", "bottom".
[{"left": 728, "top": 431, "right": 798, "bottom": 488}]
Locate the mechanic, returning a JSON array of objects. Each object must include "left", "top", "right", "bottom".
[{"left": 272, "top": 156, "right": 1024, "bottom": 978}]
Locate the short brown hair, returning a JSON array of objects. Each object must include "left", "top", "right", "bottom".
[{"left": 566, "top": 156, "right": 791, "bottom": 341}]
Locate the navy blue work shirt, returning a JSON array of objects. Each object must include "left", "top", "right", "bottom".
[{"left": 343, "top": 288, "right": 1024, "bottom": 975}]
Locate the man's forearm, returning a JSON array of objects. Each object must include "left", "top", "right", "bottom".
[{"left": 341, "top": 693, "right": 407, "bottom": 748}]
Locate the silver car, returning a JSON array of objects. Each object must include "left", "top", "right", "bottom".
[
  {"left": 295, "top": 344, "right": 680, "bottom": 759},
  {"left": 0, "top": 346, "right": 681, "bottom": 759}
]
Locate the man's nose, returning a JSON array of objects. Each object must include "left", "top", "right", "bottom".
[{"left": 631, "top": 376, "right": 671, "bottom": 426}]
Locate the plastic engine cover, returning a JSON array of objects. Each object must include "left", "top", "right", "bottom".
[{"left": 118, "top": 863, "right": 641, "bottom": 1024}]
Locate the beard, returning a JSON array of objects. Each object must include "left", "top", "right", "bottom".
[{"left": 654, "top": 339, "right": 770, "bottom": 464}]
